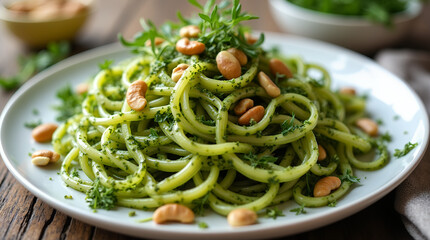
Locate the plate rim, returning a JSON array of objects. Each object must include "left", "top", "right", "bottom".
[{"left": 1, "top": 33, "right": 429, "bottom": 239}]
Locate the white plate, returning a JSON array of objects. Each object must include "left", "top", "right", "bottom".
[{"left": 1, "top": 33, "right": 428, "bottom": 239}]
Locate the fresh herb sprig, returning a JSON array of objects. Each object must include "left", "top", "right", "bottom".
[
  {"left": 86, "top": 178, "right": 117, "bottom": 210},
  {"left": 0, "top": 42, "right": 70, "bottom": 90},
  {"left": 394, "top": 142, "right": 418, "bottom": 158},
  {"left": 196, "top": 0, "right": 263, "bottom": 59},
  {"left": 119, "top": 0, "right": 263, "bottom": 61},
  {"left": 53, "top": 84, "right": 85, "bottom": 122}
]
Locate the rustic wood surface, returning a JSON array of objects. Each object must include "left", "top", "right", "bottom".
[{"left": 1, "top": 1, "right": 428, "bottom": 239}]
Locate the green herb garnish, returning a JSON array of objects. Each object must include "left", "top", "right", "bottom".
[
  {"left": 340, "top": 169, "right": 360, "bottom": 183},
  {"left": 24, "top": 120, "right": 42, "bottom": 129},
  {"left": 86, "top": 178, "right": 117, "bottom": 210},
  {"left": 0, "top": 42, "right": 70, "bottom": 90},
  {"left": 290, "top": 204, "right": 307, "bottom": 215},
  {"left": 265, "top": 207, "right": 285, "bottom": 219},
  {"left": 53, "top": 84, "right": 85, "bottom": 122},
  {"left": 64, "top": 195, "right": 73, "bottom": 199},
  {"left": 243, "top": 152, "right": 278, "bottom": 168},
  {"left": 394, "top": 142, "right": 418, "bottom": 158},
  {"left": 281, "top": 113, "right": 297, "bottom": 135},
  {"left": 198, "top": 222, "right": 209, "bottom": 229}
]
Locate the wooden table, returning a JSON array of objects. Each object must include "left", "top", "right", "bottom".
[{"left": 1, "top": 1, "right": 427, "bottom": 239}]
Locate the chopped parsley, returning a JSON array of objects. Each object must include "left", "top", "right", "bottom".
[
  {"left": 86, "top": 178, "right": 117, "bottom": 210},
  {"left": 265, "top": 207, "right": 285, "bottom": 219},
  {"left": 340, "top": 169, "right": 360, "bottom": 183},
  {"left": 99, "top": 59, "right": 114, "bottom": 70},
  {"left": 149, "top": 128, "right": 159, "bottom": 138},
  {"left": 71, "top": 169, "right": 80, "bottom": 178},
  {"left": 290, "top": 204, "right": 307, "bottom": 215},
  {"left": 394, "top": 142, "right": 418, "bottom": 158},
  {"left": 281, "top": 113, "right": 297, "bottom": 135},
  {"left": 53, "top": 84, "right": 85, "bottom": 122},
  {"left": 192, "top": 193, "right": 210, "bottom": 216},
  {"left": 64, "top": 195, "right": 73, "bottom": 199},
  {"left": 128, "top": 211, "right": 136, "bottom": 217},
  {"left": 243, "top": 152, "right": 277, "bottom": 168},
  {"left": 24, "top": 119, "right": 42, "bottom": 129},
  {"left": 198, "top": 222, "right": 209, "bottom": 229}
]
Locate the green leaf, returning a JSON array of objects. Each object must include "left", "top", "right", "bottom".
[
  {"left": 53, "top": 84, "right": 85, "bottom": 122},
  {"left": 265, "top": 207, "right": 285, "bottom": 219},
  {"left": 394, "top": 142, "right": 418, "bottom": 158},
  {"left": 290, "top": 204, "right": 307, "bottom": 215},
  {"left": 86, "top": 178, "right": 117, "bottom": 210}
]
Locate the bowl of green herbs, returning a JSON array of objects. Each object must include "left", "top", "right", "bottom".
[{"left": 268, "top": 0, "right": 423, "bottom": 53}]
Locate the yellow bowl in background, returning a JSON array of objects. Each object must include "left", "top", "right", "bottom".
[{"left": 0, "top": 0, "right": 93, "bottom": 47}]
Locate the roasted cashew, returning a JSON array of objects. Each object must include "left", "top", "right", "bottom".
[
  {"left": 176, "top": 38, "right": 205, "bottom": 55},
  {"left": 257, "top": 71, "right": 280, "bottom": 98},
  {"left": 126, "top": 80, "right": 148, "bottom": 111},
  {"left": 317, "top": 145, "right": 327, "bottom": 161},
  {"left": 227, "top": 48, "right": 248, "bottom": 66},
  {"left": 32, "top": 123, "right": 58, "bottom": 143},
  {"left": 356, "top": 118, "right": 378, "bottom": 136},
  {"left": 32, "top": 149, "right": 60, "bottom": 163},
  {"left": 179, "top": 25, "right": 200, "bottom": 38},
  {"left": 171, "top": 63, "right": 189, "bottom": 83},
  {"left": 339, "top": 87, "right": 356, "bottom": 95},
  {"left": 145, "top": 37, "right": 164, "bottom": 47},
  {"left": 153, "top": 203, "right": 195, "bottom": 224},
  {"left": 313, "top": 176, "right": 341, "bottom": 197},
  {"left": 269, "top": 58, "right": 293, "bottom": 78},
  {"left": 216, "top": 50, "right": 242, "bottom": 80},
  {"left": 234, "top": 98, "right": 254, "bottom": 116},
  {"left": 227, "top": 208, "right": 257, "bottom": 227},
  {"left": 238, "top": 105, "right": 265, "bottom": 126}
]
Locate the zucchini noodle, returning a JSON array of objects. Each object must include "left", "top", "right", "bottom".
[{"left": 52, "top": 1, "right": 389, "bottom": 220}]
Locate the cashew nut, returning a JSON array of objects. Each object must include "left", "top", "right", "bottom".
[
  {"left": 32, "top": 149, "right": 61, "bottom": 163},
  {"left": 234, "top": 98, "right": 254, "bottom": 116},
  {"left": 145, "top": 37, "right": 164, "bottom": 47},
  {"left": 153, "top": 203, "right": 195, "bottom": 224},
  {"left": 31, "top": 157, "right": 50, "bottom": 166},
  {"left": 216, "top": 51, "right": 242, "bottom": 80},
  {"left": 171, "top": 63, "right": 189, "bottom": 83},
  {"left": 227, "top": 48, "right": 248, "bottom": 66},
  {"left": 76, "top": 82, "right": 89, "bottom": 95},
  {"left": 126, "top": 80, "right": 148, "bottom": 111},
  {"left": 227, "top": 208, "right": 257, "bottom": 227},
  {"left": 355, "top": 118, "right": 378, "bottom": 137},
  {"left": 269, "top": 58, "right": 293, "bottom": 78},
  {"left": 339, "top": 87, "right": 356, "bottom": 96},
  {"left": 176, "top": 38, "right": 205, "bottom": 55},
  {"left": 317, "top": 145, "right": 327, "bottom": 161},
  {"left": 244, "top": 32, "right": 257, "bottom": 45},
  {"left": 238, "top": 105, "right": 265, "bottom": 126},
  {"left": 32, "top": 123, "right": 58, "bottom": 143},
  {"left": 179, "top": 25, "right": 200, "bottom": 38},
  {"left": 313, "top": 176, "right": 341, "bottom": 197},
  {"left": 257, "top": 71, "right": 281, "bottom": 98}
]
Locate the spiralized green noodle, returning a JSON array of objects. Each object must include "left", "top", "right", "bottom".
[{"left": 53, "top": 2, "right": 389, "bottom": 217}]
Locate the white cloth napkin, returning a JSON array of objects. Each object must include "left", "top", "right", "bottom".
[{"left": 376, "top": 50, "right": 430, "bottom": 240}]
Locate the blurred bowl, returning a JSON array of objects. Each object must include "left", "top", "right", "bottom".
[
  {"left": 0, "top": 0, "right": 93, "bottom": 47},
  {"left": 268, "top": 0, "right": 422, "bottom": 53}
]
